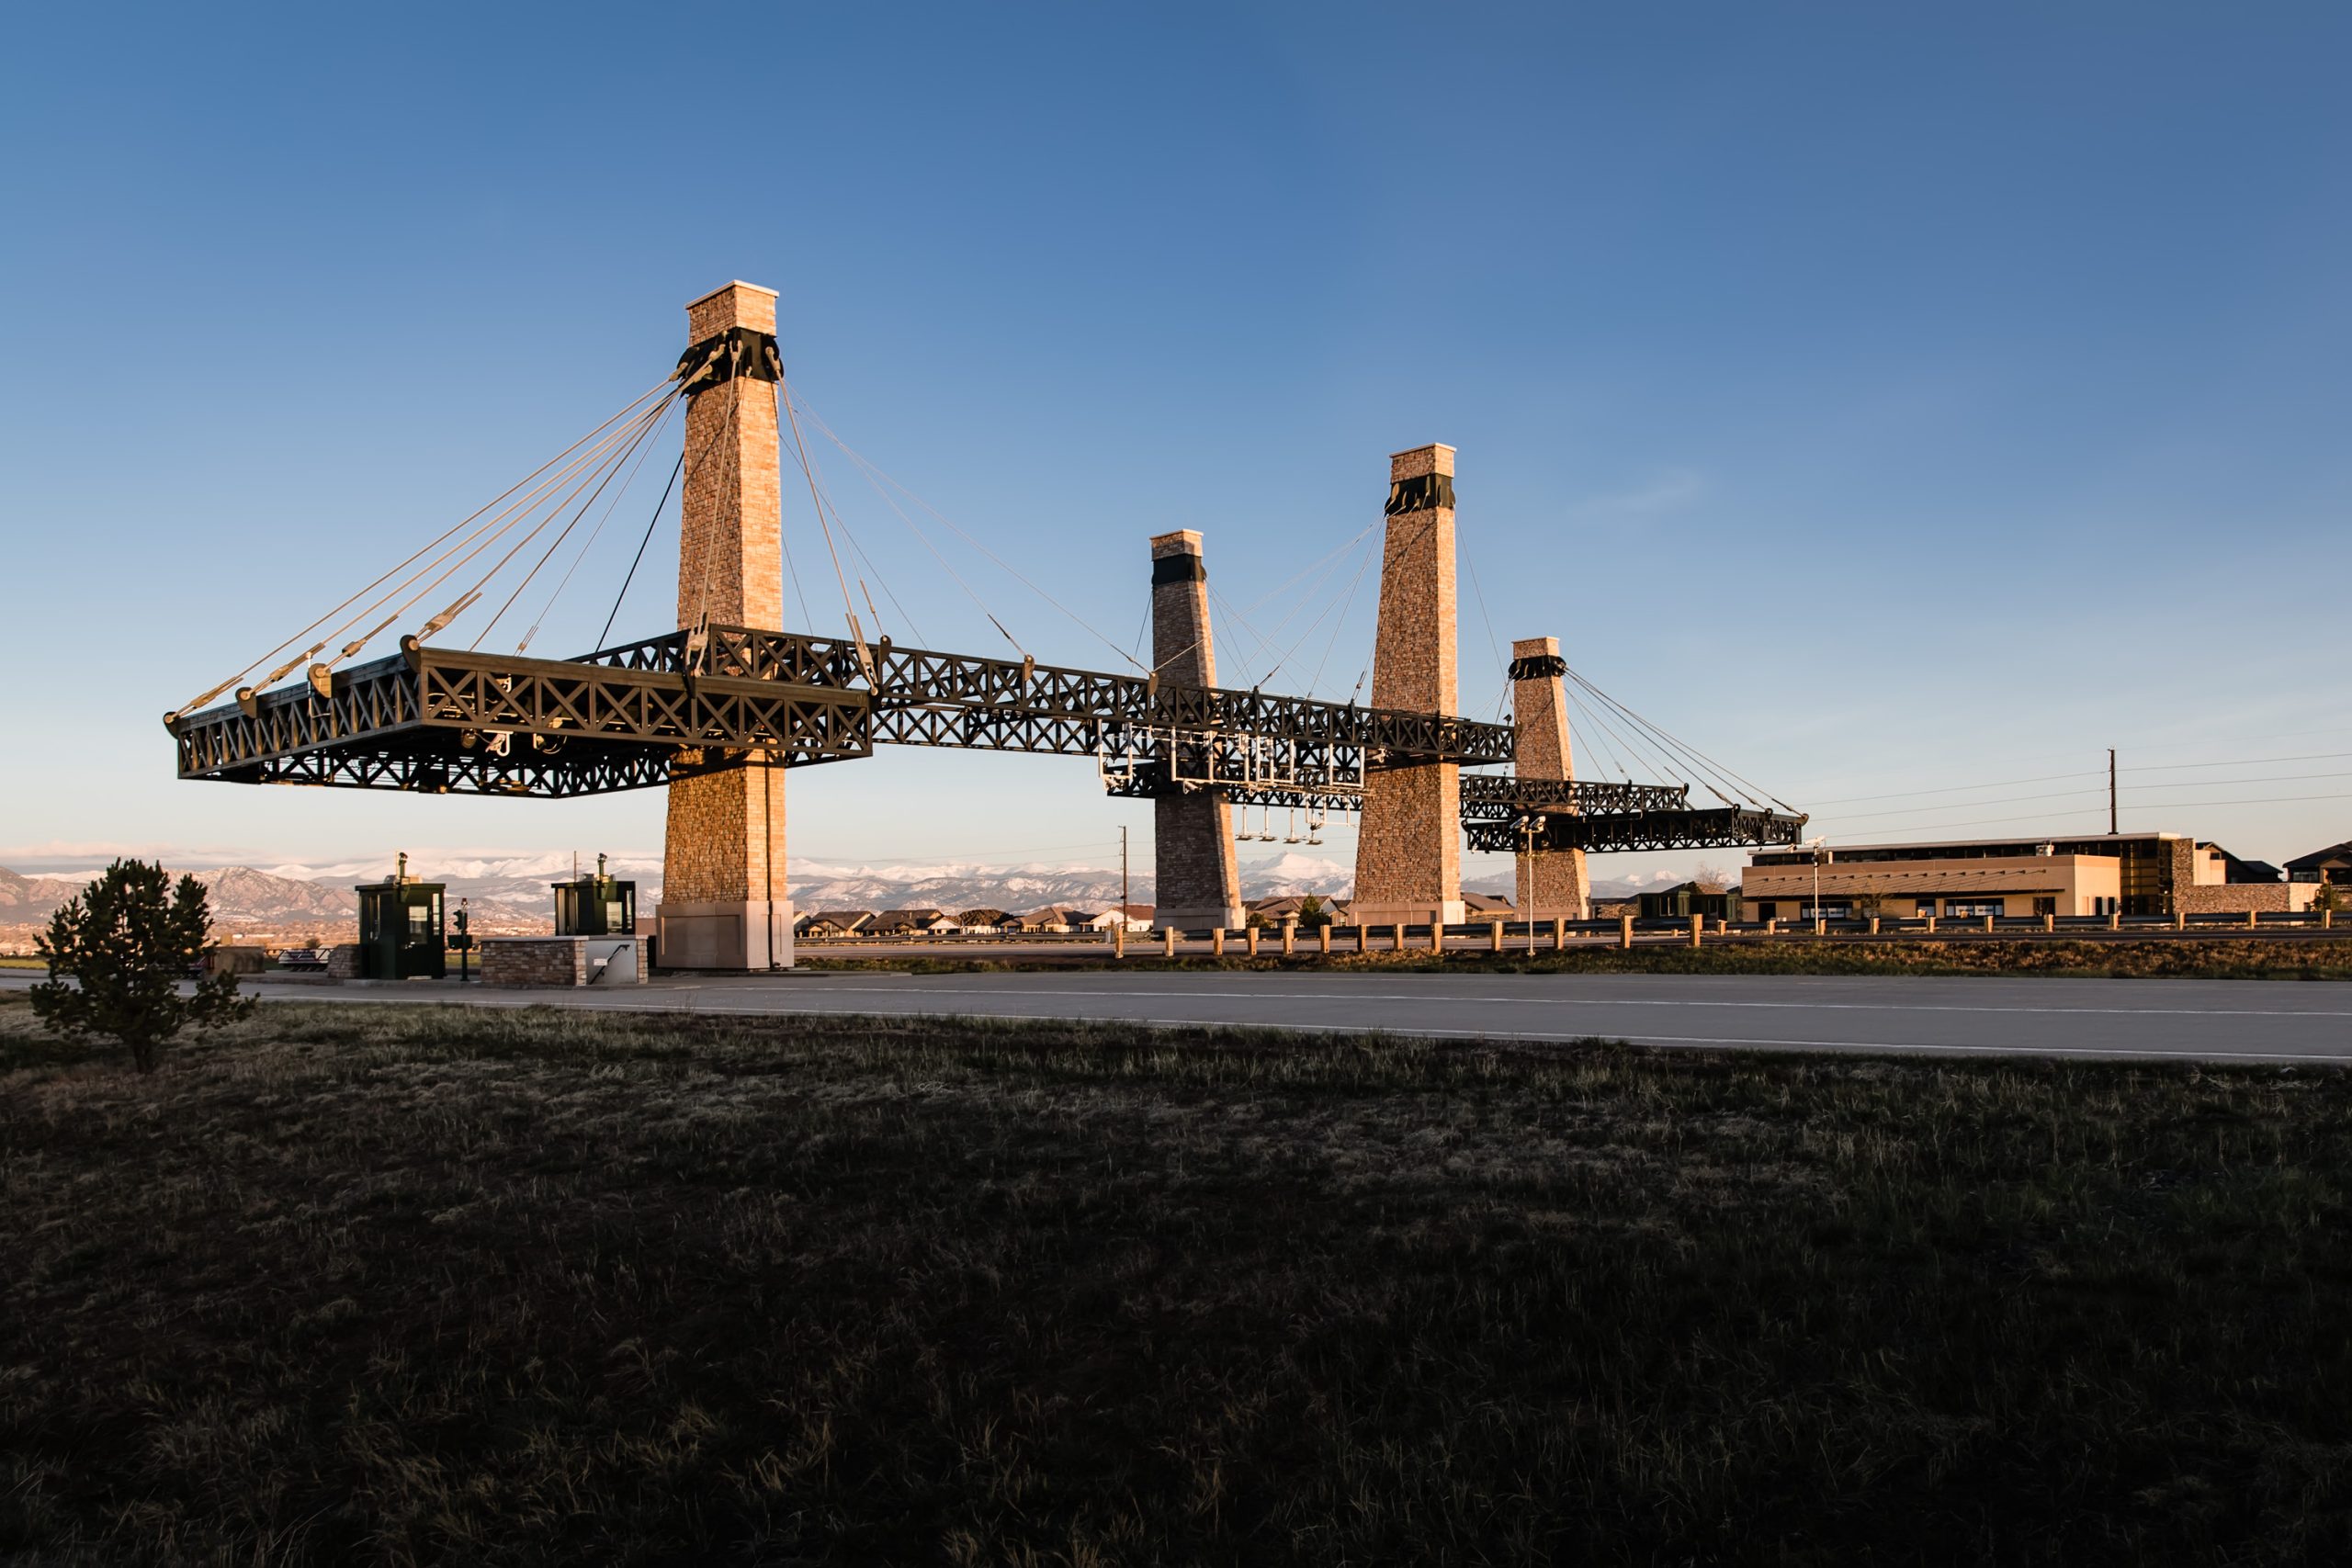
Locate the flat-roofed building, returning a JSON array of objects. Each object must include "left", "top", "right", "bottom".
[{"left": 1741, "top": 832, "right": 2314, "bottom": 921}]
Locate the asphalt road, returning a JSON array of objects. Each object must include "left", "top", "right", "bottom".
[{"left": 8, "top": 968, "right": 2347, "bottom": 1065}]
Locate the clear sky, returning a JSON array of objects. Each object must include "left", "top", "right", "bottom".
[{"left": 3, "top": 2, "right": 2347, "bottom": 885}]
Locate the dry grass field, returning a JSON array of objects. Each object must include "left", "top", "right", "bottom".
[{"left": 4, "top": 990, "right": 2349, "bottom": 1564}]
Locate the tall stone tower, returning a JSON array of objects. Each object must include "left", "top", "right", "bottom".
[
  {"left": 1351, "top": 444, "right": 1464, "bottom": 928},
  {"left": 1148, "top": 529, "right": 1245, "bottom": 931},
  {"left": 656, "top": 282, "right": 791, "bottom": 969},
  {"left": 1510, "top": 636, "right": 1589, "bottom": 921}
]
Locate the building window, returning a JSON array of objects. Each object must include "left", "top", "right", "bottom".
[
  {"left": 1757, "top": 902, "right": 1777, "bottom": 919},
  {"left": 2032, "top": 897, "right": 2056, "bottom": 916},
  {"left": 1915, "top": 898, "right": 1937, "bottom": 915},
  {"left": 1945, "top": 900, "right": 2005, "bottom": 918},
  {"left": 1799, "top": 902, "right": 1853, "bottom": 920}
]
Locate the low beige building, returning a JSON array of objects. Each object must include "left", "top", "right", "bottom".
[{"left": 1741, "top": 832, "right": 2315, "bottom": 921}]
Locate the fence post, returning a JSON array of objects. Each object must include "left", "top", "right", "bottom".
[
  {"left": 1489, "top": 919, "right": 1504, "bottom": 953},
  {"left": 2109, "top": 910, "right": 2120, "bottom": 931},
  {"left": 2042, "top": 912, "right": 2054, "bottom": 933},
  {"left": 1282, "top": 919, "right": 1297, "bottom": 956},
  {"left": 2174, "top": 909, "right": 2186, "bottom": 931},
  {"left": 1211, "top": 928, "right": 1226, "bottom": 956},
  {"left": 1391, "top": 924, "right": 1406, "bottom": 953},
  {"left": 1552, "top": 918, "right": 1566, "bottom": 951},
  {"left": 1689, "top": 913, "right": 1703, "bottom": 949},
  {"left": 1924, "top": 914, "right": 1936, "bottom": 934},
  {"left": 1765, "top": 917, "right": 1778, "bottom": 936},
  {"left": 1114, "top": 923, "right": 1125, "bottom": 958},
  {"left": 2248, "top": 908, "right": 2259, "bottom": 931},
  {"left": 1162, "top": 926, "right": 1177, "bottom": 958},
  {"left": 1619, "top": 915, "right": 1634, "bottom": 950},
  {"left": 1984, "top": 914, "right": 1995, "bottom": 934},
  {"left": 1869, "top": 915, "right": 1881, "bottom": 936},
  {"left": 1246, "top": 926, "right": 1261, "bottom": 956},
  {"left": 1319, "top": 924, "right": 1333, "bottom": 953}
]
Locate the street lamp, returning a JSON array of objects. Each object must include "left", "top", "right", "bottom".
[
  {"left": 1521, "top": 814, "right": 1548, "bottom": 954},
  {"left": 1805, "top": 836, "right": 1830, "bottom": 931}
]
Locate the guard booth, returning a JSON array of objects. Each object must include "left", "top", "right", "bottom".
[
  {"left": 552, "top": 853, "right": 637, "bottom": 937},
  {"left": 354, "top": 852, "right": 447, "bottom": 979}
]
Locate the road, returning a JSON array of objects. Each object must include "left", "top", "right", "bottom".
[{"left": 7, "top": 968, "right": 2346, "bottom": 1064}]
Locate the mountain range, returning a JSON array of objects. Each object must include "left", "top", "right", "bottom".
[{"left": 0, "top": 851, "right": 1670, "bottom": 929}]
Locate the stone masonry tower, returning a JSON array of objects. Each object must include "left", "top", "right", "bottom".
[
  {"left": 1351, "top": 444, "right": 1464, "bottom": 928},
  {"left": 1510, "top": 636, "right": 1589, "bottom": 921},
  {"left": 656, "top": 281, "right": 791, "bottom": 969},
  {"left": 1148, "top": 529, "right": 1245, "bottom": 931}
]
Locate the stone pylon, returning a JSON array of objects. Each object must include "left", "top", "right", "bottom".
[
  {"left": 1148, "top": 529, "right": 1244, "bottom": 931},
  {"left": 657, "top": 281, "right": 792, "bottom": 970},
  {"left": 1351, "top": 444, "right": 1464, "bottom": 928},
  {"left": 1510, "top": 636, "right": 1589, "bottom": 921}
]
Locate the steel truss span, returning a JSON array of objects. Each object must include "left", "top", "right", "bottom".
[
  {"left": 1464, "top": 807, "right": 1809, "bottom": 855},
  {"left": 166, "top": 621, "right": 1804, "bottom": 850}
]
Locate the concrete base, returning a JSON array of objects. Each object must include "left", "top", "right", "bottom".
[
  {"left": 481, "top": 935, "right": 651, "bottom": 988},
  {"left": 1348, "top": 900, "right": 1466, "bottom": 929},
  {"left": 1155, "top": 903, "right": 1246, "bottom": 932},
  {"left": 655, "top": 899, "right": 795, "bottom": 970}
]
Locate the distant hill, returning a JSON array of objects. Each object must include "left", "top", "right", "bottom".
[{"left": 0, "top": 849, "right": 1677, "bottom": 935}]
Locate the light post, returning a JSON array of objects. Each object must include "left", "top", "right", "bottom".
[
  {"left": 1806, "top": 836, "right": 1830, "bottom": 931},
  {"left": 1521, "top": 814, "right": 1547, "bottom": 954}
]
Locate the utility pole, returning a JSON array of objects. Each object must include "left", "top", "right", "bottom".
[
  {"left": 1121, "top": 825, "right": 1129, "bottom": 928},
  {"left": 2109, "top": 749, "right": 2118, "bottom": 835}
]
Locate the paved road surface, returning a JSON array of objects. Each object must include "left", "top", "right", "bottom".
[{"left": 7, "top": 969, "right": 2346, "bottom": 1064}]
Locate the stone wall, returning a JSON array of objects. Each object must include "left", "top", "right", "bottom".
[
  {"left": 2176, "top": 883, "right": 2312, "bottom": 915},
  {"left": 1354, "top": 444, "right": 1464, "bottom": 925},
  {"left": 1148, "top": 528, "right": 1243, "bottom": 928},
  {"left": 662, "top": 281, "right": 794, "bottom": 965},
  {"left": 1509, "top": 634, "right": 1590, "bottom": 921}
]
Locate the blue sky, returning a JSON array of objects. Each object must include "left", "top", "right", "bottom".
[{"left": 3, "top": 2, "right": 2347, "bottom": 884}]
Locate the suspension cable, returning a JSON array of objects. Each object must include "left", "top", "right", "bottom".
[{"left": 176, "top": 377, "right": 678, "bottom": 712}]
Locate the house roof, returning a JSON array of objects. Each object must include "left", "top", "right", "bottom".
[
  {"left": 873, "top": 907, "right": 946, "bottom": 921},
  {"left": 1464, "top": 892, "right": 1514, "bottom": 912},
  {"left": 2286, "top": 840, "right": 2352, "bottom": 872}
]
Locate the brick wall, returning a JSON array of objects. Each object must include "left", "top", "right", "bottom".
[{"left": 480, "top": 937, "right": 652, "bottom": 987}]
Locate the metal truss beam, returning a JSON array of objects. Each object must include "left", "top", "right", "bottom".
[
  {"left": 1464, "top": 807, "right": 1810, "bottom": 855},
  {"left": 172, "top": 637, "right": 874, "bottom": 795},
  {"left": 167, "top": 621, "right": 1800, "bottom": 851},
  {"left": 577, "top": 625, "right": 1515, "bottom": 767}
]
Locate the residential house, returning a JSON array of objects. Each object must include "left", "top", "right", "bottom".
[
  {"left": 870, "top": 908, "right": 956, "bottom": 935},
  {"left": 796, "top": 910, "right": 874, "bottom": 938}
]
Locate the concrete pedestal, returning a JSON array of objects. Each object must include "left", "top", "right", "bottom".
[{"left": 655, "top": 899, "right": 794, "bottom": 970}]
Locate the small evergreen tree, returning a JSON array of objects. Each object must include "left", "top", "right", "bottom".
[
  {"left": 1296, "top": 895, "right": 1332, "bottom": 931},
  {"left": 32, "top": 859, "right": 253, "bottom": 1072}
]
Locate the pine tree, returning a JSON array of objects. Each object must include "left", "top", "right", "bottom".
[{"left": 32, "top": 859, "right": 254, "bottom": 1072}]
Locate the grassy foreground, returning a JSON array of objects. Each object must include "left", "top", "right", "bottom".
[{"left": 4, "top": 993, "right": 2350, "bottom": 1564}]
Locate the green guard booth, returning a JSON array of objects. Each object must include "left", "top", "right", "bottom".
[
  {"left": 354, "top": 852, "right": 447, "bottom": 979},
  {"left": 553, "top": 853, "right": 637, "bottom": 937}
]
